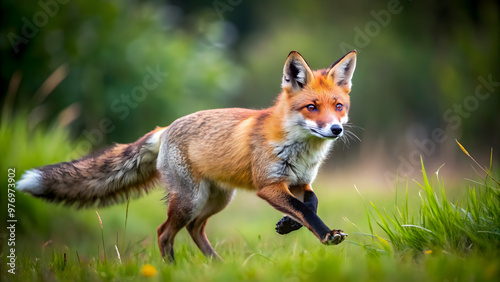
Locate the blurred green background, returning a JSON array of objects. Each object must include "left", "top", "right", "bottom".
[{"left": 1, "top": 0, "right": 499, "bottom": 277}]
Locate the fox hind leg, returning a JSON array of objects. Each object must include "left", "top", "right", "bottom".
[
  {"left": 157, "top": 192, "right": 193, "bottom": 262},
  {"left": 156, "top": 178, "right": 233, "bottom": 262},
  {"left": 186, "top": 185, "right": 234, "bottom": 260},
  {"left": 156, "top": 143, "right": 202, "bottom": 262}
]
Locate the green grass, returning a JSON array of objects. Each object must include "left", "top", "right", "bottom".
[
  {"left": 1, "top": 112, "right": 500, "bottom": 281},
  {"left": 365, "top": 157, "right": 500, "bottom": 257}
]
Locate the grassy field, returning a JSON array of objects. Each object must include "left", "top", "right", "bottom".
[
  {"left": 1, "top": 115, "right": 499, "bottom": 281},
  {"left": 2, "top": 174, "right": 500, "bottom": 281}
]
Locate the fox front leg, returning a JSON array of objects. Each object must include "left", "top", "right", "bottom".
[
  {"left": 258, "top": 183, "right": 347, "bottom": 245},
  {"left": 275, "top": 187, "right": 318, "bottom": 234}
]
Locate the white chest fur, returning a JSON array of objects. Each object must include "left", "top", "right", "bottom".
[{"left": 269, "top": 139, "right": 333, "bottom": 185}]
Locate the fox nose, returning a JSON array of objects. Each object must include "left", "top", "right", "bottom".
[{"left": 330, "top": 124, "right": 343, "bottom": 136}]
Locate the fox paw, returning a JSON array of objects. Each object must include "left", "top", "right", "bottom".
[
  {"left": 322, "top": 229, "right": 348, "bottom": 245},
  {"left": 275, "top": 216, "right": 303, "bottom": 234}
]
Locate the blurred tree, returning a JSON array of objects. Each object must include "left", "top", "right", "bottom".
[{"left": 1, "top": 0, "right": 243, "bottom": 158}]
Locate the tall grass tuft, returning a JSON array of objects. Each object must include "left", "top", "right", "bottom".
[
  {"left": 122, "top": 197, "right": 130, "bottom": 250},
  {"left": 96, "top": 211, "right": 106, "bottom": 263},
  {"left": 367, "top": 148, "right": 499, "bottom": 256}
]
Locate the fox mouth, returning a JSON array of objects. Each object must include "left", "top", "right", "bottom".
[{"left": 309, "top": 128, "right": 340, "bottom": 139}]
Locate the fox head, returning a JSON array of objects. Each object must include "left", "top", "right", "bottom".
[{"left": 280, "top": 50, "right": 357, "bottom": 140}]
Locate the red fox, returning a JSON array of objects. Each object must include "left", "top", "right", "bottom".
[{"left": 17, "top": 50, "right": 357, "bottom": 262}]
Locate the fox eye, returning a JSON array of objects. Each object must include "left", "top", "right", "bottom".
[
  {"left": 306, "top": 104, "right": 317, "bottom": 111},
  {"left": 336, "top": 103, "right": 343, "bottom": 111}
]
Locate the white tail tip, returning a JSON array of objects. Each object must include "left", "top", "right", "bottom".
[{"left": 17, "top": 169, "right": 44, "bottom": 195}]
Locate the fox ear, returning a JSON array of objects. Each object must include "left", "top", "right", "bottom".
[
  {"left": 282, "top": 51, "right": 314, "bottom": 94},
  {"left": 328, "top": 50, "right": 357, "bottom": 92}
]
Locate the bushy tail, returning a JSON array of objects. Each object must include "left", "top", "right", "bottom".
[{"left": 17, "top": 127, "right": 167, "bottom": 208}]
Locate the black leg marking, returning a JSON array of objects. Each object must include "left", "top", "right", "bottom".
[
  {"left": 275, "top": 191, "right": 320, "bottom": 235},
  {"left": 303, "top": 191, "right": 318, "bottom": 212},
  {"left": 276, "top": 215, "right": 303, "bottom": 234}
]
